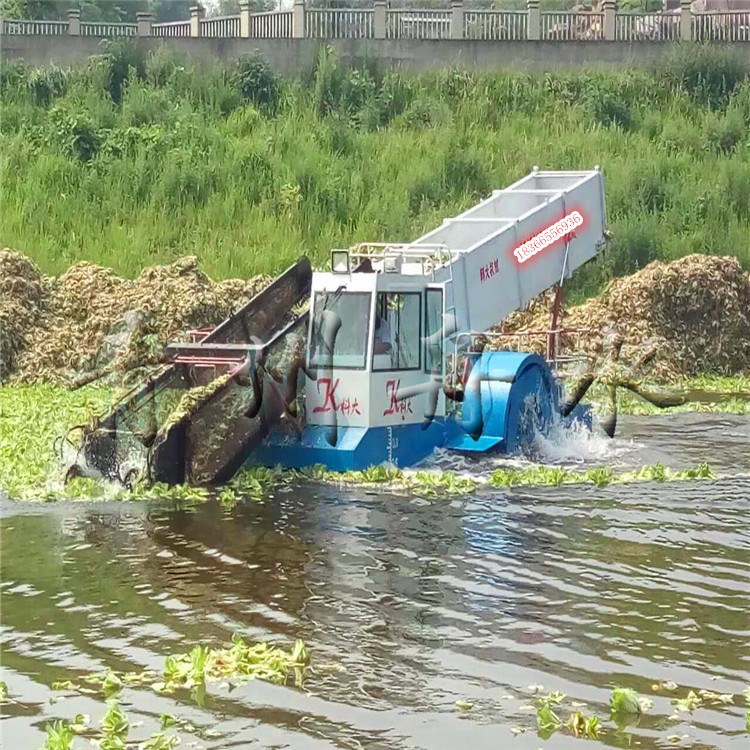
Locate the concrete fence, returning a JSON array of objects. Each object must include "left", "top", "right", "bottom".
[{"left": 2, "top": 3, "right": 750, "bottom": 42}]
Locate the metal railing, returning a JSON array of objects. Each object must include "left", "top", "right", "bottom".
[
  {"left": 81, "top": 22, "right": 137, "bottom": 36},
  {"left": 250, "top": 10, "right": 293, "bottom": 38},
  {"left": 152, "top": 20, "right": 191, "bottom": 37},
  {"left": 464, "top": 10, "right": 527, "bottom": 40},
  {"left": 694, "top": 11, "right": 750, "bottom": 42},
  {"left": 386, "top": 9, "right": 452, "bottom": 39},
  {"left": 201, "top": 14, "right": 240, "bottom": 37},
  {"left": 2, "top": 18, "right": 68, "bottom": 34},
  {"left": 541, "top": 12, "right": 604, "bottom": 40},
  {"left": 615, "top": 12, "right": 680, "bottom": 41},
  {"left": 306, "top": 9, "right": 374, "bottom": 39}
]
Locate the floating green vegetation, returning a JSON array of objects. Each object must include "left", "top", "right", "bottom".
[
  {"left": 52, "top": 634, "right": 310, "bottom": 700},
  {"left": 589, "top": 374, "right": 750, "bottom": 416},
  {"left": 0, "top": 382, "right": 722, "bottom": 502},
  {"left": 0, "top": 384, "right": 116, "bottom": 499},
  {"left": 42, "top": 701, "right": 178, "bottom": 750},
  {"left": 521, "top": 685, "right": 749, "bottom": 743},
  {"left": 535, "top": 691, "right": 603, "bottom": 741},
  {"left": 0, "top": 680, "right": 8, "bottom": 703},
  {"left": 610, "top": 687, "right": 653, "bottom": 717},
  {"left": 42, "top": 635, "right": 309, "bottom": 749},
  {"left": 488, "top": 462, "right": 714, "bottom": 489}
]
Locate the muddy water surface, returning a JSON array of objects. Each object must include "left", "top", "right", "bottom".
[{"left": 1, "top": 414, "right": 749, "bottom": 749}]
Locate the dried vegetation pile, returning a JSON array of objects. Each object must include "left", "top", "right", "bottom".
[
  {"left": 2, "top": 251, "right": 748, "bottom": 385},
  {"left": 0, "top": 250, "right": 268, "bottom": 385},
  {"left": 501, "top": 255, "right": 750, "bottom": 379}
]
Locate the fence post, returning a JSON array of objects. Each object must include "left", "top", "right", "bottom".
[
  {"left": 67, "top": 8, "right": 81, "bottom": 35},
  {"left": 240, "top": 0, "right": 251, "bottom": 37},
  {"left": 292, "top": 0, "right": 305, "bottom": 38},
  {"left": 679, "top": 0, "right": 692, "bottom": 40},
  {"left": 451, "top": 0, "right": 464, "bottom": 39},
  {"left": 136, "top": 11, "right": 154, "bottom": 36},
  {"left": 374, "top": 0, "right": 386, "bottom": 39},
  {"left": 602, "top": 0, "right": 615, "bottom": 40},
  {"left": 527, "top": 0, "right": 540, "bottom": 40},
  {"left": 190, "top": 4, "right": 205, "bottom": 37}
]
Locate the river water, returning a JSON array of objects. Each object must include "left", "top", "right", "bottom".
[{"left": 1, "top": 414, "right": 748, "bottom": 749}]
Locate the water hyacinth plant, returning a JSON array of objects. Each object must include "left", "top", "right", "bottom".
[
  {"left": 610, "top": 687, "right": 653, "bottom": 717},
  {"left": 51, "top": 634, "right": 311, "bottom": 700}
]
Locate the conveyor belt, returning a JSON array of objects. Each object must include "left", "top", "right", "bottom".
[{"left": 67, "top": 258, "right": 312, "bottom": 486}]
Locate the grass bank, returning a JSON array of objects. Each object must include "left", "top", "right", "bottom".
[{"left": 1, "top": 44, "right": 750, "bottom": 297}]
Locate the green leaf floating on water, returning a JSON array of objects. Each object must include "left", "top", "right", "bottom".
[
  {"left": 610, "top": 687, "right": 652, "bottom": 715},
  {"left": 102, "top": 669, "right": 123, "bottom": 697},
  {"left": 536, "top": 703, "right": 562, "bottom": 736},
  {"left": 566, "top": 711, "right": 602, "bottom": 739},
  {"left": 0, "top": 680, "right": 8, "bottom": 704},
  {"left": 455, "top": 699, "right": 474, "bottom": 711},
  {"left": 139, "top": 733, "right": 180, "bottom": 750},
  {"left": 101, "top": 700, "right": 129, "bottom": 740},
  {"left": 43, "top": 720, "right": 75, "bottom": 750},
  {"left": 673, "top": 690, "right": 703, "bottom": 712}
]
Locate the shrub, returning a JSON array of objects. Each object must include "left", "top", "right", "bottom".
[
  {"left": 99, "top": 40, "right": 148, "bottom": 104},
  {"left": 49, "top": 103, "right": 101, "bottom": 163},
  {"left": 145, "top": 45, "right": 180, "bottom": 88},
  {"left": 701, "top": 109, "right": 746, "bottom": 154},
  {"left": 377, "top": 71, "right": 415, "bottom": 125},
  {"left": 399, "top": 95, "right": 452, "bottom": 129},
  {"left": 0, "top": 61, "right": 27, "bottom": 96},
  {"left": 312, "top": 45, "right": 345, "bottom": 117},
  {"left": 25, "top": 65, "right": 67, "bottom": 106},
  {"left": 234, "top": 51, "right": 280, "bottom": 113},
  {"left": 444, "top": 142, "right": 491, "bottom": 200},
  {"left": 121, "top": 80, "right": 177, "bottom": 128},
  {"left": 660, "top": 44, "right": 750, "bottom": 109},
  {"left": 585, "top": 91, "right": 634, "bottom": 131}
]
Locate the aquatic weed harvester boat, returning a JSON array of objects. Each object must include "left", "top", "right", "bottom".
[{"left": 68, "top": 168, "right": 608, "bottom": 486}]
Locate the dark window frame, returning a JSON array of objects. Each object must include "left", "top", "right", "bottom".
[
  {"left": 308, "top": 290, "right": 372, "bottom": 371},
  {"left": 372, "top": 291, "right": 423, "bottom": 372},
  {"left": 424, "top": 287, "right": 444, "bottom": 375}
]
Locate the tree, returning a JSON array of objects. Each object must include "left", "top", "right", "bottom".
[
  {"left": 2, "top": 0, "right": 192, "bottom": 21},
  {"left": 208, "top": 0, "right": 276, "bottom": 14}
]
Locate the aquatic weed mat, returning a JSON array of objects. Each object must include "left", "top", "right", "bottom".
[{"left": 0, "top": 384, "right": 120, "bottom": 500}]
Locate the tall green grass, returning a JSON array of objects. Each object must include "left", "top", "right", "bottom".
[{"left": 1, "top": 43, "right": 749, "bottom": 296}]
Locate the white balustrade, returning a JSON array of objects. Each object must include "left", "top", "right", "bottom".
[
  {"left": 464, "top": 11, "right": 527, "bottom": 40},
  {"left": 306, "top": 9, "right": 374, "bottom": 39},
  {"left": 251, "top": 10, "right": 293, "bottom": 38},
  {"left": 200, "top": 15, "right": 241, "bottom": 38},
  {"left": 152, "top": 21, "right": 192, "bottom": 37}
]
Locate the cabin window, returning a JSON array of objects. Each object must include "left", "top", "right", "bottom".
[
  {"left": 372, "top": 292, "right": 421, "bottom": 371},
  {"left": 424, "top": 288, "right": 443, "bottom": 373},
  {"left": 309, "top": 291, "right": 371, "bottom": 370}
]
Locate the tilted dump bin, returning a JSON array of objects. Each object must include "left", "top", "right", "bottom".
[{"left": 411, "top": 169, "right": 607, "bottom": 333}]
